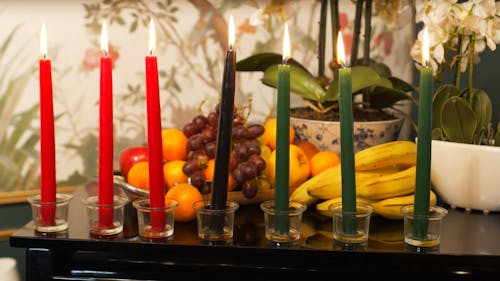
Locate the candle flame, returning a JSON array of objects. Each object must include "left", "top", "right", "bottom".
[
  {"left": 282, "top": 23, "right": 291, "bottom": 63},
  {"left": 101, "top": 22, "right": 109, "bottom": 56},
  {"left": 40, "top": 23, "right": 47, "bottom": 59},
  {"left": 228, "top": 15, "right": 235, "bottom": 51},
  {"left": 337, "top": 31, "right": 346, "bottom": 67},
  {"left": 149, "top": 18, "right": 156, "bottom": 55},
  {"left": 422, "top": 27, "right": 429, "bottom": 66}
]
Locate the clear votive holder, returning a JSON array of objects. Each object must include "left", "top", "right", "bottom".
[
  {"left": 260, "top": 200, "right": 307, "bottom": 244},
  {"left": 192, "top": 200, "right": 239, "bottom": 242},
  {"left": 133, "top": 198, "right": 178, "bottom": 240},
  {"left": 82, "top": 195, "right": 129, "bottom": 237},
  {"left": 27, "top": 193, "right": 73, "bottom": 233},
  {"left": 401, "top": 205, "right": 448, "bottom": 249},
  {"left": 330, "top": 202, "right": 374, "bottom": 246}
]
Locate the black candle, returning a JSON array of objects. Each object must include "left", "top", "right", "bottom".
[{"left": 211, "top": 15, "right": 236, "bottom": 210}]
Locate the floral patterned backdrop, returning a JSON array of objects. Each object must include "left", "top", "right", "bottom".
[{"left": 0, "top": 0, "right": 414, "bottom": 192}]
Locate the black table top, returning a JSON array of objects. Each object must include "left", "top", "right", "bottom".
[{"left": 10, "top": 182, "right": 500, "bottom": 279}]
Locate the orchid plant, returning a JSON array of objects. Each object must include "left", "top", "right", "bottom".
[{"left": 411, "top": 0, "right": 500, "bottom": 145}]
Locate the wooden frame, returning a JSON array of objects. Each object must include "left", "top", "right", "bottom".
[{"left": 0, "top": 186, "right": 78, "bottom": 205}]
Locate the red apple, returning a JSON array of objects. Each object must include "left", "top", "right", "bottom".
[{"left": 119, "top": 146, "right": 148, "bottom": 180}]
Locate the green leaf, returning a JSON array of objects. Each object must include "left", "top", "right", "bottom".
[
  {"left": 236, "top": 52, "right": 310, "bottom": 74},
  {"left": 389, "top": 77, "right": 416, "bottom": 93},
  {"left": 432, "top": 128, "right": 445, "bottom": 140},
  {"left": 325, "top": 66, "right": 385, "bottom": 101},
  {"left": 261, "top": 65, "right": 326, "bottom": 102},
  {"left": 441, "top": 96, "right": 477, "bottom": 144},
  {"left": 471, "top": 89, "right": 492, "bottom": 133},
  {"left": 495, "top": 122, "right": 500, "bottom": 146},
  {"left": 368, "top": 60, "right": 392, "bottom": 77},
  {"left": 432, "top": 84, "right": 460, "bottom": 130},
  {"left": 367, "top": 86, "right": 415, "bottom": 109}
]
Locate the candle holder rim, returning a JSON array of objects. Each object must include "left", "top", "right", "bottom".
[
  {"left": 328, "top": 202, "right": 374, "bottom": 216},
  {"left": 82, "top": 195, "right": 129, "bottom": 208},
  {"left": 132, "top": 198, "right": 178, "bottom": 211},
  {"left": 259, "top": 200, "right": 307, "bottom": 216},
  {"left": 400, "top": 204, "right": 448, "bottom": 220},
  {"left": 27, "top": 193, "right": 73, "bottom": 206},
  {"left": 192, "top": 199, "right": 239, "bottom": 213}
]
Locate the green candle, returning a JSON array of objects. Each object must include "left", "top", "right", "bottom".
[
  {"left": 414, "top": 27, "right": 433, "bottom": 237},
  {"left": 275, "top": 23, "right": 291, "bottom": 234},
  {"left": 337, "top": 32, "right": 356, "bottom": 235}
]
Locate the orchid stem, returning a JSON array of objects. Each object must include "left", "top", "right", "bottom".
[
  {"left": 318, "top": 0, "right": 327, "bottom": 79},
  {"left": 468, "top": 34, "right": 475, "bottom": 106},
  {"left": 330, "top": 0, "right": 339, "bottom": 67},
  {"left": 363, "top": 0, "right": 372, "bottom": 65},
  {"left": 454, "top": 35, "right": 462, "bottom": 88},
  {"left": 351, "top": 0, "right": 364, "bottom": 66}
]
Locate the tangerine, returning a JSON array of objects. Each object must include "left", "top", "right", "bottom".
[
  {"left": 204, "top": 159, "right": 236, "bottom": 191},
  {"left": 163, "top": 160, "right": 188, "bottom": 190},
  {"left": 162, "top": 128, "right": 188, "bottom": 161},
  {"left": 294, "top": 140, "right": 319, "bottom": 161},
  {"left": 263, "top": 118, "right": 294, "bottom": 150},
  {"left": 165, "top": 182, "right": 203, "bottom": 222},
  {"left": 127, "top": 161, "right": 149, "bottom": 190},
  {"left": 310, "top": 151, "right": 341, "bottom": 176}
]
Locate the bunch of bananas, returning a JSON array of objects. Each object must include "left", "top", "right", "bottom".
[{"left": 290, "top": 141, "right": 437, "bottom": 220}]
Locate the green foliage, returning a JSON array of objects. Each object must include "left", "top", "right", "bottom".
[
  {"left": 0, "top": 27, "right": 38, "bottom": 191},
  {"left": 432, "top": 84, "right": 498, "bottom": 145},
  {"left": 236, "top": 52, "right": 416, "bottom": 113}
]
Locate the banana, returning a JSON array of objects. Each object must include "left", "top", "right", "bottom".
[
  {"left": 315, "top": 197, "right": 375, "bottom": 217},
  {"left": 305, "top": 165, "right": 403, "bottom": 200},
  {"left": 357, "top": 165, "right": 416, "bottom": 200},
  {"left": 354, "top": 141, "right": 417, "bottom": 171},
  {"left": 289, "top": 182, "right": 321, "bottom": 206},
  {"left": 372, "top": 191, "right": 437, "bottom": 220}
]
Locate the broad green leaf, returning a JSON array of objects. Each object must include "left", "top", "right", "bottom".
[
  {"left": 325, "top": 66, "right": 384, "bottom": 101},
  {"left": 432, "top": 128, "right": 445, "bottom": 140},
  {"left": 368, "top": 60, "right": 392, "bottom": 77},
  {"left": 367, "top": 86, "right": 416, "bottom": 109},
  {"left": 495, "top": 122, "right": 500, "bottom": 146},
  {"left": 389, "top": 77, "right": 416, "bottom": 93},
  {"left": 432, "top": 84, "right": 459, "bottom": 130},
  {"left": 236, "top": 52, "right": 310, "bottom": 74},
  {"left": 261, "top": 65, "right": 326, "bottom": 102},
  {"left": 441, "top": 96, "right": 477, "bottom": 144},
  {"left": 471, "top": 89, "right": 492, "bottom": 133}
]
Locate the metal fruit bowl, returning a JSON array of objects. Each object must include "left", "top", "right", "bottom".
[{"left": 113, "top": 175, "right": 285, "bottom": 205}]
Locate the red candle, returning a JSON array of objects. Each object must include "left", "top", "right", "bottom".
[
  {"left": 145, "top": 19, "right": 166, "bottom": 231},
  {"left": 98, "top": 22, "right": 114, "bottom": 227},
  {"left": 39, "top": 24, "right": 56, "bottom": 225}
]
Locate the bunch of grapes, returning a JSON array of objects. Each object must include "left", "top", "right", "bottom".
[{"left": 181, "top": 104, "right": 266, "bottom": 199}]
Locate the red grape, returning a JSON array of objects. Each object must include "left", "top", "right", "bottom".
[
  {"left": 192, "top": 115, "right": 208, "bottom": 131},
  {"left": 190, "top": 170, "right": 206, "bottom": 189},
  {"left": 187, "top": 133, "right": 204, "bottom": 151},
  {"left": 182, "top": 122, "right": 198, "bottom": 137},
  {"left": 246, "top": 124, "right": 265, "bottom": 138},
  {"left": 242, "top": 180, "right": 258, "bottom": 199},
  {"left": 204, "top": 141, "right": 216, "bottom": 158},
  {"left": 234, "top": 142, "right": 249, "bottom": 161},
  {"left": 248, "top": 154, "right": 266, "bottom": 173}
]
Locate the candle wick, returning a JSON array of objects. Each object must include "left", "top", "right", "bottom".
[
  {"left": 42, "top": 53, "right": 47, "bottom": 60},
  {"left": 103, "top": 50, "right": 109, "bottom": 57},
  {"left": 229, "top": 44, "right": 233, "bottom": 52}
]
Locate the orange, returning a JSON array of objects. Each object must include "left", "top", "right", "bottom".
[
  {"left": 163, "top": 160, "right": 188, "bottom": 190},
  {"left": 165, "top": 182, "right": 203, "bottom": 222},
  {"left": 127, "top": 161, "right": 149, "bottom": 190},
  {"left": 294, "top": 140, "right": 319, "bottom": 161},
  {"left": 310, "top": 151, "right": 341, "bottom": 176},
  {"left": 204, "top": 159, "right": 216, "bottom": 181},
  {"left": 263, "top": 118, "right": 295, "bottom": 150},
  {"left": 267, "top": 144, "right": 310, "bottom": 189},
  {"left": 162, "top": 128, "right": 188, "bottom": 161},
  {"left": 204, "top": 158, "right": 236, "bottom": 191}
]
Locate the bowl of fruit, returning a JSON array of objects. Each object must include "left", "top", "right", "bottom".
[{"left": 115, "top": 104, "right": 292, "bottom": 205}]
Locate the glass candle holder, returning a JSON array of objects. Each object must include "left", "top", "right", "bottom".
[
  {"left": 82, "top": 195, "right": 129, "bottom": 238},
  {"left": 260, "top": 200, "right": 307, "bottom": 244},
  {"left": 27, "top": 193, "right": 72, "bottom": 233},
  {"left": 401, "top": 205, "right": 448, "bottom": 249},
  {"left": 329, "top": 202, "right": 374, "bottom": 246},
  {"left": 192, "top": 200, "right": 239, "bottom": 242},
  {"left": 133, "top": 198, "right": 178, "bottom": 240}
]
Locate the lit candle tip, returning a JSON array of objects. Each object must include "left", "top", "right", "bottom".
[
  {"left": 282, "top": 23, "right": 291, "bottom": 63},
  {"left": 337, "top": 31, "right": 346, "bottom": 67},
  {"left": 422, "top": 27, "right": 429, "bottom": 67},
  {"left": 101, "top": 22, "right": 109, "bottom": 56},
  {"left": 40, "top": 23, "right": 47, "bottom": 59},
  {"left": 149, "top": 18, "right": 156, "bottom": 55},
  {"left": 228, "top": 15, "right": 235, "bottom": 51}
]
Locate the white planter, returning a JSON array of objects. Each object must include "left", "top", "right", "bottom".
[
  {"left": 431, "top": 140, "right": 500, "bottom": 213},
  {"left": 290, "top": 117, "right": 404, "bottom": 154}
]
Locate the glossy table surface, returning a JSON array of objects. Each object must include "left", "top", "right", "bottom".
[{"left": 10, "top": 182, "right": 500, "bottom": 280}]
